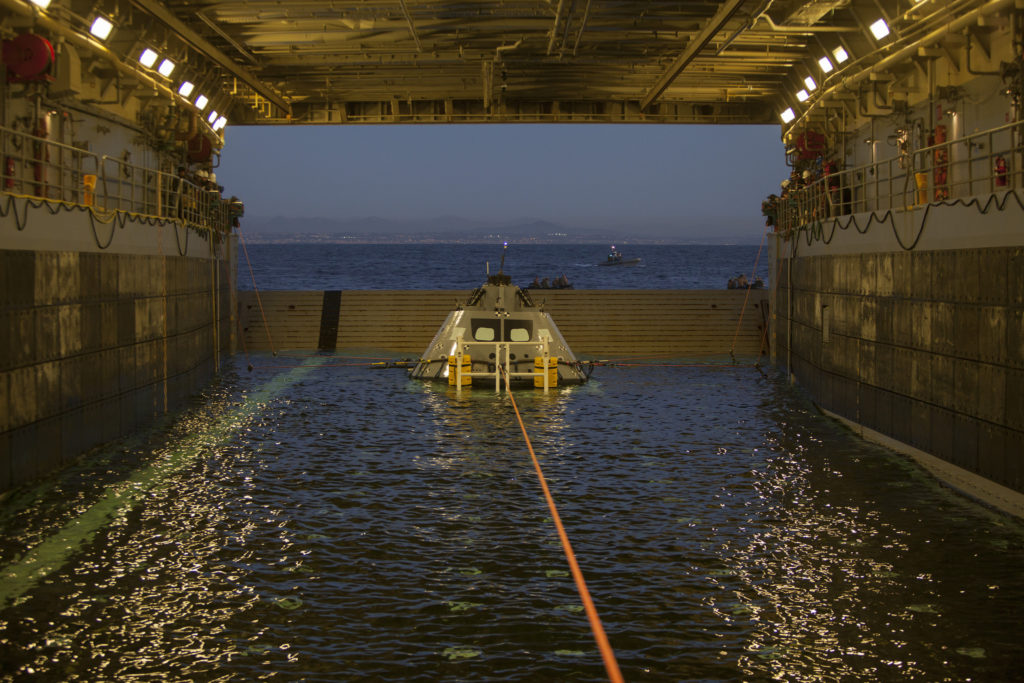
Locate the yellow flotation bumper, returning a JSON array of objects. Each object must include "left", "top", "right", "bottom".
[{"left": 533, "top": 356, "right": 558, "bottom": 388}]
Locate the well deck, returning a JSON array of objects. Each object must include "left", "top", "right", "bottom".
[{"left": 237, "top": 289, "right": 770, "bottom": 357}]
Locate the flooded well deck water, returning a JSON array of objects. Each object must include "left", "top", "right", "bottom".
[{"left": 1, "top": 355, "right": 1022, "bottom": 681}]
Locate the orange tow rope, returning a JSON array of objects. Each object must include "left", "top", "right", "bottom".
[{"left": 502, "top": 376, "right": 624, "bottom": 683}]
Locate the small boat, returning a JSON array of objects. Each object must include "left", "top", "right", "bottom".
[
  {"left": 598, "top": 246, "right": 641, "bottom": 266},
  {"left": 524, "top": 282, "right": 575, "bottom": 290},
  {"left": 727, "top": 275, "right": 765, "bottom": 289},
  {"left": 411, "top": 247, "right": 590, "bottom": 389},
  {"left": 524, "top": 274, "right": 573, "bottom": 290}
]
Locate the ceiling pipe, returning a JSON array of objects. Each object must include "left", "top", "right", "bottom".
[
  {"left": 787, "top": 0, "right": 1016, "bottom": 131},
  {"left": 196, "top": 11, "right": 259, "bottom": 65},
  {"left": 571, "top": 0, "right": 593, "bottom": 56},
  {"left": 495, "top": 38, "right": 524, "bottom": 60},
  {"left": 397, "top": 0, "right": 423, "bottom": 53},
  {"left": 130, "top": 0, "right": 291, "bottom": 115},
  {"left": 547, "top": 0, "right": 567, "bottom": 55},
  {"left": 752, "top": 13, "right": 859, "bottom": 33},
  {"left": 482, "top": 60, "right": 491, "bottom": 110}
]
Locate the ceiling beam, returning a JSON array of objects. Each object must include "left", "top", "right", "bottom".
[
  {"left": 547, "top": 0, "right": 567, "bottom": 55},
  {"left": 129, "top": 0, "right": 292, "bottom": 115},
  {"left": 196, "top": 11, "right": 258, "bottom": 64},
  {"left": 639, "top": 0, "right": 748, "bottom": 110},
  {"left": 397, "top": 0, "right": 423, "bottom": 52}
]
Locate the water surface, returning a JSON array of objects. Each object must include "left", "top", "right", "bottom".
[
  {"left": 236, "top": 243, "right": 767, "bottom": 291},
  {"left": 1, "top": 356, "right": 1021, "bottom": 681}
]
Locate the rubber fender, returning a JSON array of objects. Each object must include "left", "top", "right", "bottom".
[
  {"left": 187, "top": 132, "right": 213, "bottom": 163},
  {"left": 2, "top": 34, "right": 55, "bottom": 80}
]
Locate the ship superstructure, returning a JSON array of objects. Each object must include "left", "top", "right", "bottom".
[{"left": 763, "top": 1, "right": 1024, "bottom": 515}]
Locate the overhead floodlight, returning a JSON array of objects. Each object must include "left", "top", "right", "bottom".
[
  {"left": 178, "top": 81, "right": 195, "bottom": 98},
  {"left": 833, "top": 46, "right": 849, "bottom": 63},
  {"left": 804, "top": 76, "right": 817, "bottom": 92},
  {"left": 796, "top": 89, "right": 809, "bottom": 102},
  {"left": 780, "top": 108, "right": 796, "bottom": 124},
  {"left": 207, "top": 110, "right": 219, "bottom": 124},
  {"left": 89, "top": 16, "right": 114, "bottom": 40},
  {"left": 195, "top": 94, "right": 209, "bottom": 110},
  {"left": 29, "top": 0, "right": 51, "bottom": 8},
  {"left": 213, "top": 116, "right": 228, "bottom": 131},
  {"left": 818, "top": 56, "right": 834, "bottom": 73},
  {"left": 869, "top": 18, "right": 890, "bottom": 40},
  {"left": 139, "top": 48, "right": 159, "bottom": 68},
  {"left": 157, "top": 59, "right": 176, "bottom": 77}
]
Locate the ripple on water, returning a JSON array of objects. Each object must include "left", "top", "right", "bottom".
[{"left": 0, "top": 358, "right": 1022, "bottom": 681}]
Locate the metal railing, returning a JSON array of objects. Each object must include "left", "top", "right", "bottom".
[
  {"left": 771, "top": 119, "right": 1024, "bottom": 233},
  {"left": 450, "top": 338, "right": 556, "bottom": 392},
  {"left": 0, "top": 125, "right": 236, "bottom": 233}
]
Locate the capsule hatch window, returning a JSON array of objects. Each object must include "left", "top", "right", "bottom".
[
  {"left": 508, "top": 322, "right": 532, "bottom": 342},
  {"left": 473, "top": 322, "right": 496, "bottom": 341},
  {"left": 470, "top": 319, "right": 533, "bottom": 342}
]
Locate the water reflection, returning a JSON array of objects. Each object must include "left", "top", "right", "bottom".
[{"left": 0, "top": 357, "right": 1022, "bottom": 681}]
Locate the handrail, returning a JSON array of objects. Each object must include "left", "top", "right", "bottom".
[
  {"left": 0, "top": 124, "right": 236, "bottom": 233},
  {"left": 768, "top": 119, "right": 1023, "bottom": 233},
  {"left": 452, "top": 338, "right": 554, "bottom": 392}
]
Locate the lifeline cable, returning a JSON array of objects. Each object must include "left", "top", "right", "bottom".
[
  {"left": 0, "top": 191, "right": 205, "bottom": 254},
  {"left": 588, "top": 354, "right": 762, "bottom": 369},
  {"left": 787, "top": 187, "right": 1024, "bottom": 251},
  {"left": 600, "top": 361, "right": 750, "bottom": 369},
  {"left": 501, "top": 370, "right": 624, "bottom": 683},
  {"left": 728, "top": 228, "right": 768, "bottom": 361},
  {"left": 236, "top": 226, "right": 278, "bottom": 357}
]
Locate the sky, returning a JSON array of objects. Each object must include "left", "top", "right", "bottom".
[{"left": 216, "top": 123, "right": 789, "bottom": 241}]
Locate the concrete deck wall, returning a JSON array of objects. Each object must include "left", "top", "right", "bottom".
[
  {"left": 0, "top": 247, "right": 234, "bottom": 494},
  {"left": 772, "top": 193, "right": 1024, "bottom": 506},
  {"left": 237, "top": 289, "right": 770, "bottom": 357}
]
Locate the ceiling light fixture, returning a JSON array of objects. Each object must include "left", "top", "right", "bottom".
[
  {"left": 833, "top": 46, "right": 849, "bottom": 63},
  {"left": 780, "top": 108, "right": 796, "bottom": 124},
  {"left": 818, "top": 56, "right": 834, "bottom": 73},
  {"left": 139, "top": 48, "right": 159, "bottom": 68},
  {"left": 869, "top": 19, "right": 890, "bottom": 40},
  {"left": 157, "top": 59, "right": 176, "bottom": 77},
  {"left": 89, "top": 16, "right": 114, "bottom": 40}
]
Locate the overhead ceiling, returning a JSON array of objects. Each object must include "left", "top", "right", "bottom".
[
  {"left": 14, "top": 0, "right": 993, "bottom": 125},
  {"left": 158, "top": 0, "right": 859, "bottom": 124}
]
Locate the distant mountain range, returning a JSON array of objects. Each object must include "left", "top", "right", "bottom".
[
  {"left": 238, "top": 215, "right": 761, "bottom": 244},
  {"left": 240, "top": 215, "right": 601, "bottom": 239}
]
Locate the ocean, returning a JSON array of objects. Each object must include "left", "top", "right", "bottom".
[
  {"left": 235, "top": 243, "right": 768, "bottom": 291},
  {"left": 1, "top": 243, "right": 1022, "bottom": 681}
]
